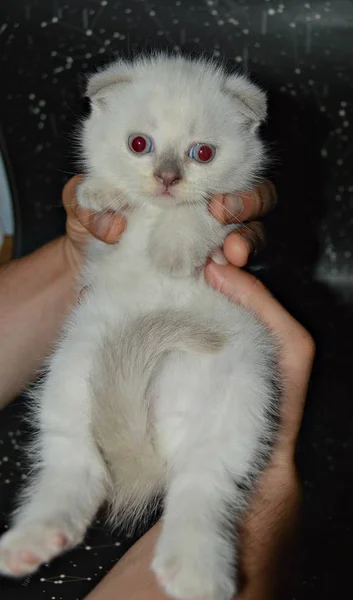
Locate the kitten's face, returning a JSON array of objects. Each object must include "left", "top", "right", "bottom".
[{"left": 82, "top": 56, "right": 266, "bottom": 211}]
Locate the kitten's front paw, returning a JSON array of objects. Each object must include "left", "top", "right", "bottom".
[
  {"left": 151, "top": 533, "right": 235, "bottom": 600},
  {"left": 0, "top": 521, "right": 83, "bottom": 577},
  {"left": 76, "top": 179, "right": 122, "bottom": 211}
]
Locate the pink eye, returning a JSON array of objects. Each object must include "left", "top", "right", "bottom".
[
  {"left": 128, "top": 134, "right": 154, "bottom": 154},
  {"left": 188, "top": 143, "right": 216, "bottom": 163}
]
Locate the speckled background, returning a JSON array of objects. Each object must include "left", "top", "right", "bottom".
[{"left": 1, "top": 1, "right": 353, "bottom": 599}]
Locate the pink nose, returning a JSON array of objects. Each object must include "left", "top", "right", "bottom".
[{"left": 154, "top": 170, "right": 181, "bottom": 187}]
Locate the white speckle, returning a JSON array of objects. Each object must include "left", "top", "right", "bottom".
[
  {"left": 85, "top": 545, "right": 91, "bottom": 550},
  {"left": 113, "top": 32, "right": 120, "bottom": 38},
  {"left": 60, "top": 574, "right": 65, "bottom": 578},
  {"left": 40, "top": 578, "right": 45, "bottom": 582},
  {"left": 98, "top": 47, "right": 106, "bottom": 53},
  {"left": 120, "top": 34, "right": 126, "bottom": 40},
  {"left": 315, "top": 13, "right": 321, "bottom": 19},
  {"left": 173, "top": 45, "right": 180, "bottom": 51},
  {"left": 268, "top": 8, "right": 276, "bottom": 15},
  {"left": 228, "top": 18, "right": 239, "bottom": 25},
  {"left": 101, "top": 0, "right": 107, "bottom": 5},
  {"left": 86, "top": 29, "right": 92, "bottom": 36},
  {"left": 52, "top": 17, "right": 58, "bottom": 23},
  {"left": 125, "top": 8, "right": 132, "bottom": 13},
  {"left": 339, "top": 109, "right": 346, "bottom": 116},
  {"left": 5, "top": 479, "right": 10, "bottom": 484},
  {"left": 344, "top": 251, "right": 352, "bottom": 259},
  {"left": 39, "top": 99, "right": 46, "bottom": 107},
  {"left": 337, "top": 159, "right": 343, "bottom": 166},
  {"left": 243, "top": 29, "right": 249, "bottom": 35},
  {"left": 29, "top": 93, "right": 35, "bottom": 100},
  {"left": 149, "top": 10, "right": 156, "bottom": 16},
  {"left": 321, "top": 148, "right": 328, "bottom": 158},
  {"left": 308, "top": 79, "right": 314, "bottom": 85},
  {"left": 3, "top": 456, "right": 8, "bottom": 462},
  {"left": 340, "top": 101, "right": 347, "bottom": 107},
  {"left": 213, "top": 50, "right": 220, "bottom": 57},
  {"left": 304, "top": 2, "right": 311, "bottom": 7},
  {"left": 235, "top": 56, "right": 243, "bottom": 63},
  {"left": 343, "top": 121, "right": 350, "bottom": 127},
  {"left": 289, "top": 22, "right": 296, "bottom": 28},
  {"left": 104, "top": 39, "right": 111, "bottom": 45},
  {"left": 51, "top": 50, "right": 57, "bottom": 56},
  {"left": 38, "top": 122, "right": 44, "bottom": 129},
  {"left": 294, "top": 68, "right": 301, "bottom": 74},
  {"left": 320, "top": 106, "right": 326, "bottom": 112},
  {"left": 40, "top": 22, "right": 47, "bottom": 28},
  {"left": 115, "top": 541, "right": 121, "bottom": 546},
  {"left": 217, "top": 19, "right": 224, "bottom": 25},
  {"left": 54, "top": 66, "right": 64, "bottom": 74}
]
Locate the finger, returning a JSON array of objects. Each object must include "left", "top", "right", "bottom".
[
  {"left": 223, "top": 222, "right": 266, "bottom": 267},
  {"left": 209, "top": 181, "right": 277, "bottom": 225},
  {"left": 62, "top": 175, "right": 84, "bottom": 218},
  {"left": 205, "top": 262, "right": 295, "bottom": 335},
  {"left": 78, "top": 209, "right": 127, "bottom": 244},
  {"left": 63, "top": 175, "right": 126, "bottom": 244}
]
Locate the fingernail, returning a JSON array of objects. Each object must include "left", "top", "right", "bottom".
[
  {"left": 224, "top": 194, "right": 243, "bottom": 217},
  {"left": 94, "top": 214, "right": 112, "bottom": 239},
  {"left": 205, "top": 261, "right": 226, "bottom": 287},
  {"left": 211, "top": 248, "right": 229, "bottom": 265}
]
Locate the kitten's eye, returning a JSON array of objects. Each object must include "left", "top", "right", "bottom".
[
  {"left": 128, "top": 134, "right": 153, "bottom": 154},
  {"left": 188, "top": 143, "right": 216, "bottom": 163}
]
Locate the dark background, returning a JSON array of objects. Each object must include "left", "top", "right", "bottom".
[{"left": 1, "top": 1, "right": 353, "bottom": 599}]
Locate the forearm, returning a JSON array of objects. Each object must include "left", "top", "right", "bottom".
[{"left": 0, "top": 236, "right": 79, "bottom": 407}]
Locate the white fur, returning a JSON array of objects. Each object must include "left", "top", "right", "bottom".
[{"left": 0, "top": 55, "right": 278, "bottom": 600}]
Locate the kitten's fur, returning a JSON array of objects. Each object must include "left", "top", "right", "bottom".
[{"left": 0, "top": 55, "right": 279, "bottom": 600}]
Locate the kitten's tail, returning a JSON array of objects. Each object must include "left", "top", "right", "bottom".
[{"left": 90, "top": 310, "right": 226, "bottom": 530}]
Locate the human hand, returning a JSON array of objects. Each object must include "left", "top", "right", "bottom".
[{"left": 62, "top": 175, "right": 276, "bottom": 272}]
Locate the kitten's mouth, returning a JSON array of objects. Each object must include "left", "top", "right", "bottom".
[{"left": 155, "top": 187, "right": 175, "bottom": 198}]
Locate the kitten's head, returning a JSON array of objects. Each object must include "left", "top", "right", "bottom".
[{"left": 81, "top": 54, "right": 267, "bottom": 211}]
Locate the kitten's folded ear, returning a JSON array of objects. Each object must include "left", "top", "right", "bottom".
[
  {"left": 224, "top": 74, "right": 267, "bottom": 126},
  {"left": 86, "top": 61, "right": 131, "bottom": 106}
]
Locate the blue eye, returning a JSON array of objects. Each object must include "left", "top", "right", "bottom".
[
  {"left": 188, "top": 143, "right": 216, "bottom": 163},
  {"left": 128, "top": 134, "right": 154, "bottom": 154}
]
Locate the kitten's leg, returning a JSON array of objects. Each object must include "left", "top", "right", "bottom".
[
  {"left": 0, "top": 327, "right": 107, "bottom": 577},
  {"left": 152, "top": 343, "right": 277, "bottom": 600},
  {"left": 149, "top": 205, "right": 225, "bottom": 277},
  {"left": 151, "top": 449, "right": 240, "bottom": 600}
]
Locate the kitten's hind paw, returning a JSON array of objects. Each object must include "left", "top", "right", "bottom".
[
  {"left": 0, "top": 521, "right": 82, "bottom": 577},
  {"left": 151, "top": 545, "right": 235, "bottom": 600}
]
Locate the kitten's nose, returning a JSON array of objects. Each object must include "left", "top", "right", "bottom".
[{"left": 154, "top": 169, "right": 182, "bottom": 188}]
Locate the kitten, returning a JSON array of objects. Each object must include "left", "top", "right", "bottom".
[{"left": 0, "top": 55, "right": 279, "bottom": 600}]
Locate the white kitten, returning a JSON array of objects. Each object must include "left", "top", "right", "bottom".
[{"left": 0, "top": 55, "right": 279, "bottom": 600}]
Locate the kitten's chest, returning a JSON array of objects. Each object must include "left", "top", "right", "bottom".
[{"left": 85, "top": 230, "right": 197, "bottom": 318}]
